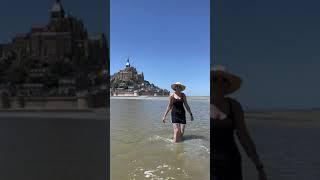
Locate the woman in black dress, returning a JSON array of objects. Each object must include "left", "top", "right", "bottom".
[
  {"left": 162, "top": 82, "right": 194, "bottom": 143},
  {"left": 211, "top": 65, "right": 267, "bottom": 180}
]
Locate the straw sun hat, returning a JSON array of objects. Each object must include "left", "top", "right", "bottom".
[
  {"left": 211, "top": 65, "right": 242, "bottom": 95},
  {"left": 171, "top": 82, "right": 186, "bottom": 91}
]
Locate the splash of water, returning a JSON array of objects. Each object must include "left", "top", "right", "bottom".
[{"left": 149, "top": 135, "right": 210, "bottom": 154}]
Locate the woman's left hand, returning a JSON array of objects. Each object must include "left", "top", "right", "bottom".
[{"left": 190, "top": 115, "right": 194, "bottom": 121}]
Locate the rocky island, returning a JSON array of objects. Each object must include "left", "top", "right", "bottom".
[
  {"left": 0, "top": 0, "right": 109, "bottom": 109},
  {"left": 110, "top": 59, "right": 170, "bottom": 96}
]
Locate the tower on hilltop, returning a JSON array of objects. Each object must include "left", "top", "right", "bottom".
[
  {"left": 125, "top": 58, "right": 131, "bottom": 68},
  {"left": 51, "top": 0, "right": 65, "bottom": 19}
]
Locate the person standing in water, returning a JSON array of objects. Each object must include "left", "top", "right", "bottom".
[
  {"left": 162, "top": 82, "right": 194, "bottom": 143},
  {"left": 211, "top": 65, "right": 267, "bottom": 180}
]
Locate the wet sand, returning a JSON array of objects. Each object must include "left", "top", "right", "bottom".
[
  {"left": 240, "top": 110, "right": 320, "bottom": 180},
  {"left": 0, "top": 108, "right": 109, "bottom": 180}
]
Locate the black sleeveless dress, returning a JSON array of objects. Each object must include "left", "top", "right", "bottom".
[
  {"left": 171, "top": 95, "right": 186, "bottom": 124},
  {"left": 211, "top": 98, "right": 242, "bottom": 180}
]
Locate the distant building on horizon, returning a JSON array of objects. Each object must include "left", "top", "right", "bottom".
[
  {"left": 111, "top": 58, "right": 144, "bottom": 83},
  {"left": 110, "top": 58, "right": 169, "bottom": 97},
  {"left": 0, "top": 0, "right": 109, "bottom": 109}
]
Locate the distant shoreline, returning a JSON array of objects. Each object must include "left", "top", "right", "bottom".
[
  {"left": 0, "top": 108, "right": 94, "bottom": 112},
  {"left": 0, "top": 108, "right": 109, "bottom": 120},
  {"left": 245, "top": 108, "right": 320, "bottom": 113},
  {"left": 111, "top": 96, "right": 209, "bottom": 100}
]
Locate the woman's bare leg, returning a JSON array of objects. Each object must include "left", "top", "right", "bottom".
[
  {"left": 176, "top": 123, "right": 182, "bottom": 142},
  {"left": 180, "top": 124, "right": 185, "bottom": 138},
  {"left": 173, "top": 123, "right": 181, "bottom": 143}
]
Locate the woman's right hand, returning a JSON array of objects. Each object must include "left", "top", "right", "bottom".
[{"left": 162, "top": 116, "right": 166, "bottom": 123}]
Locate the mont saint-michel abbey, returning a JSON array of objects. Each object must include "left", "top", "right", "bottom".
[
  {"left": 112, "top": 59, "right": 144, "bottom": 82},
  {"left": 0, "top": 0, "right": 109, "bottom": 109},
  {"left": 110, "top": 59, "right": 170, "bottom": 96}
]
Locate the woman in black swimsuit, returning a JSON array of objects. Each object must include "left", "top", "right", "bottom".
[
  {"left": 211, "top": 66, "right": 267, "bottom": 180},
  {"left": 162, "top": 82, "right": 194, "bottom": 143}
]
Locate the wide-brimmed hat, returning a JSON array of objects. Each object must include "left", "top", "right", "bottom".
[
  {"left": 171, "top": 82, "right": 186, "bottom": 91},
  {"left": 211, "top": 65, "right": 242, "bottom": 95}
]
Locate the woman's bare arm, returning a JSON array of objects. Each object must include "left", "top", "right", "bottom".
[
  {"left": 162, "top": 95, "right": 173, "bottom": 121},
  {"left": 182, "top": 93, "right": 192, "bottom": 115},
  {"left": 182, "top": 94, "right": 194, "bottom": 121},
  {"left": 232, "top": 100, "right": 263, "bottom": 169}
]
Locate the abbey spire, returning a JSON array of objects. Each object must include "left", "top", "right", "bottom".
[
  {"left": 126, "top": 58, "right": 131, "bottom": 68},
  {"left": 51, "top": 0, "right": 65, "bottom": 19}
]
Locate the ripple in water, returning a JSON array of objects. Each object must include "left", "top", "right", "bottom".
[
  {"left": 149, "top": 135, "right": 210, "bottom": 155},
  {"left": 129, "top": 163, "right": 191, "bottom": 180}
]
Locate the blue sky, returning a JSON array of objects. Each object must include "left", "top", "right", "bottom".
[
  {"left": 213, "top": 0, "right": 320, "bottom": 109},
  {"left": 111, "top": 0, "right": 210, "bottom": 96},
  {"left": 0, "top": 0, "right": 108, "bottom": 43}
]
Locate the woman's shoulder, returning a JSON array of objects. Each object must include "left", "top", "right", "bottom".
[{"left": 226, "top": 97, "right": 243, "bottom": 110}]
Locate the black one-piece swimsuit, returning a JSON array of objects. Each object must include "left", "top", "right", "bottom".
[
  {"left": 171, "top": 96, "right": 186, "bottom": 124},
  {"left": 211, "top": 98, "right": 242, "bottom": 180}
]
